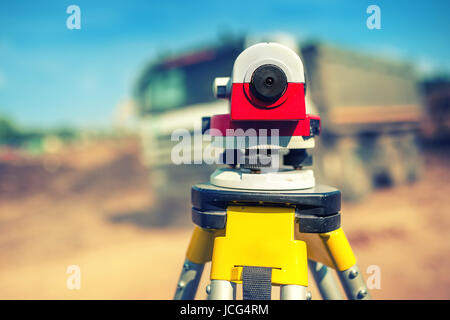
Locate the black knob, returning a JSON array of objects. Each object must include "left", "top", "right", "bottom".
[{"left": 249, "top": 64, "right": 287, "bottom": 103}]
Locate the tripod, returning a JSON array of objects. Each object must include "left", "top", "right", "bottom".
[{"left": 173, "top": 167, "right": 371, "bottom": 300}]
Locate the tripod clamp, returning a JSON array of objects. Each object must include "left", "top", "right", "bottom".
[{"left": 191, "top": 183, "right": 341, "bottom": 233}]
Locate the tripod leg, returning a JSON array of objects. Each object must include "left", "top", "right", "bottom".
[
  {"left": 280, "top": 285, "right": 307, "bottom": 300},
  {"left": 208, "top": 280, "right": 236, "bottom": 300},
  {"left": 174, "top": 227, "right": 218, "bottom": 300},
  {"left": 337, "top": 264, "right": 370, "bottom": 300},
  {"left": 320, "top": 228, "right": 371, "bottom": 300},
  {"left": 308, "top": 260, "right": 343, "bottom": 300},
  {"left": 174, "top": 259, "right": 205, "bottom": 300}
]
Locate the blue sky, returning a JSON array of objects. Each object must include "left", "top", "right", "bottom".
[{"left": 0, "top": 0, "right": 449, "bottom": 128}]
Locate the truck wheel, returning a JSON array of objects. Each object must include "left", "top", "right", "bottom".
[{"left": 317, "top": 138, "right": 372, "bottom": 201}]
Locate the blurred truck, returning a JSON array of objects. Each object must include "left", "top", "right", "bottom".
[
  {"left": 420, "top": 76, "right": 450, "bottom": 145},
  {"left": 134, "top": 35, "right": 423, "bottom": 221},
  {"left": 301, "top": 43, "right": 423, "bottom": 199},
  {"left": 133, "top": 38, "right": 242, "bottom": 224}
]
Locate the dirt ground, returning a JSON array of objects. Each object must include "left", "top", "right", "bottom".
[{"left": 0, "top": 138, "right": 449, "bottom": 300}]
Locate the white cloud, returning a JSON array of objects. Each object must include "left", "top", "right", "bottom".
[{"left": 414, "top": 56, "right": 450, "bottom": 77}]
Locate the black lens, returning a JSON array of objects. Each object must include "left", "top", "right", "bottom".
[{"left": 249, "top": 64, "right": 287, "bottom": 102}]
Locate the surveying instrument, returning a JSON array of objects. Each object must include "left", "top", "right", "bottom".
[{"left": 173, "top": 43, "right": 371, "bottom": 300}]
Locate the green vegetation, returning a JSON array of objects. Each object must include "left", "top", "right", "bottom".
[{"left": 0, "top": 113, "right": 77, "bottom": 152}]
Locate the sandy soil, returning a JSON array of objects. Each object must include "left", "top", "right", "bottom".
[{"left": 0, "top": 139, "right": 449, "bottom": 299}]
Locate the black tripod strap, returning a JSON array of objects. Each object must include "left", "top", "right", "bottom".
[{"left": 242, "top": 266, "right": 272, "bottom": 300}]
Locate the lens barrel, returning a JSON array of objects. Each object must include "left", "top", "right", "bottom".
[{"left": 249, "top": 64, "right": 287, "bottom": 103}]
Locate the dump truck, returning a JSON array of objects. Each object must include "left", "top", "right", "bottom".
[{"left": 301, "top": 43, "right": 423, "bottom": 199}]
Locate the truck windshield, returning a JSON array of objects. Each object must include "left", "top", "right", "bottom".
[
  {"left": 145, "top": 69, "right": 186, "bottom": 112},
  {"left": 137, "top": 41, "right": 243, "bottom": 114}
]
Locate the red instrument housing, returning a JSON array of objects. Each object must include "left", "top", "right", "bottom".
[
  {"left": 210, "top": 114, "right": 321, "bottom": 137},
  {"left": 230, "top": 82, "right": 306, "bottom": 121}
]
